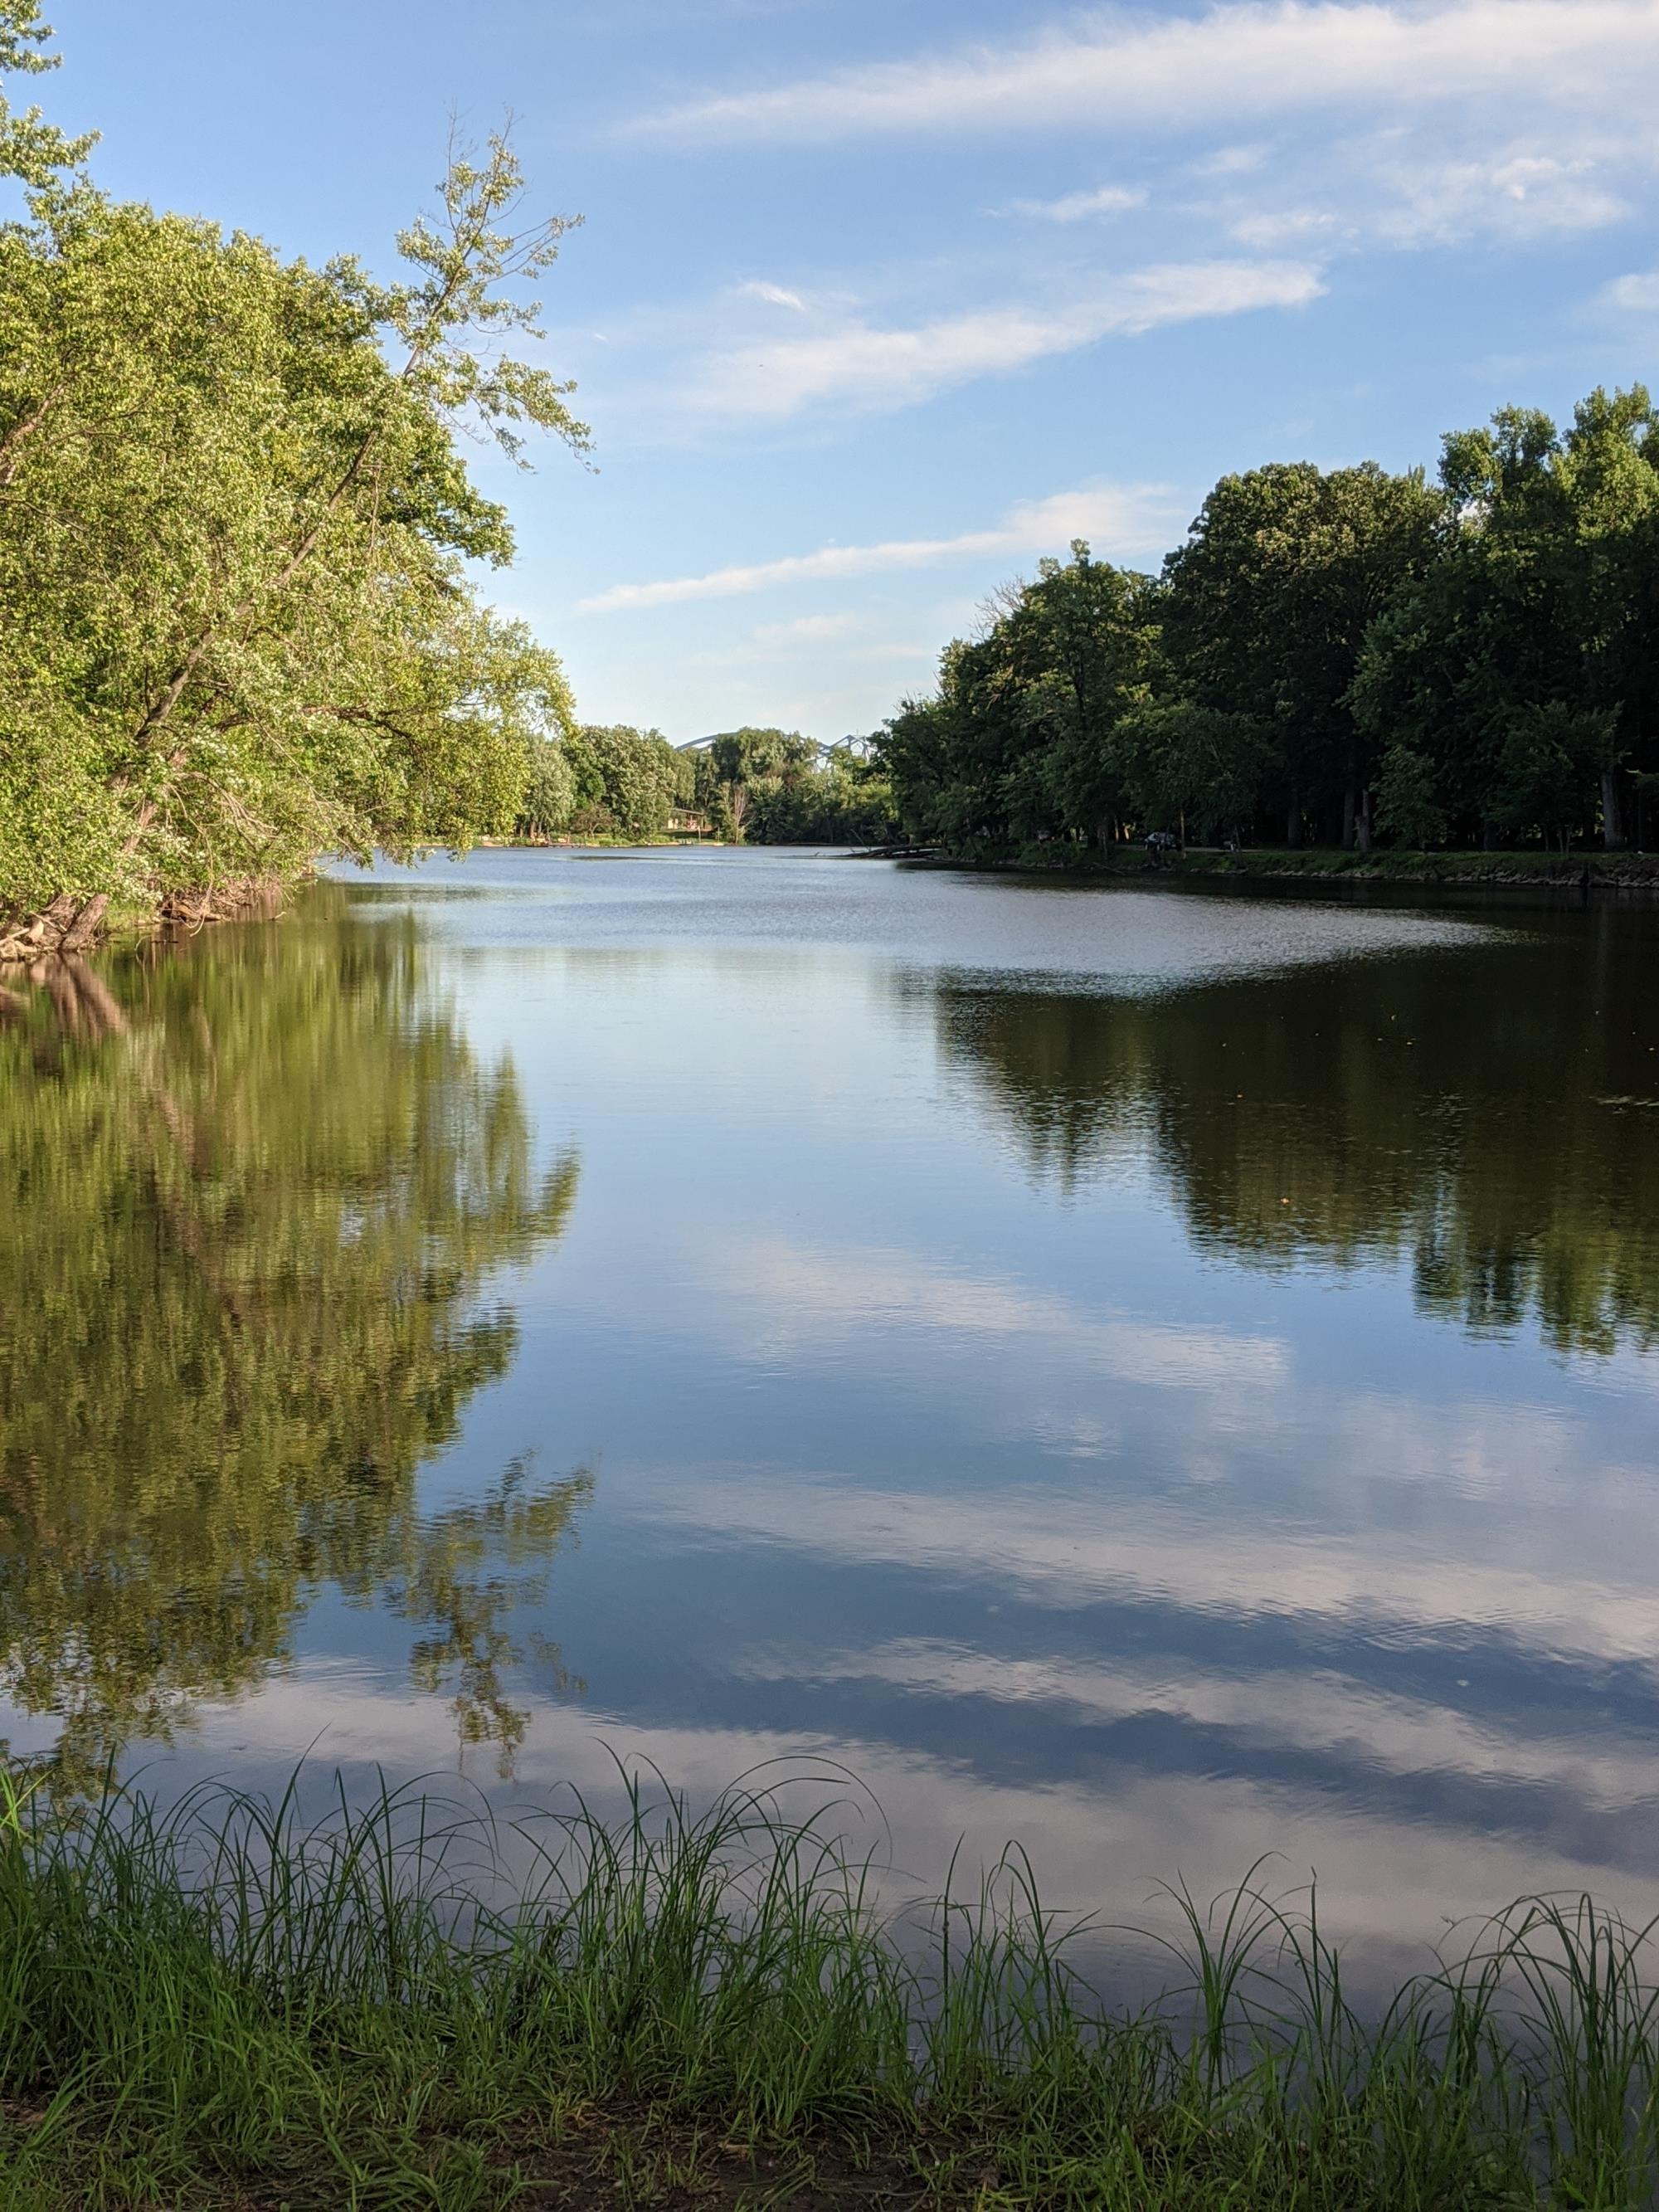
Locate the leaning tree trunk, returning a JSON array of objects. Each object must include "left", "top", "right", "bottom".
[{"left": 0, "top": 894, "right": 109, "bottom": 964}]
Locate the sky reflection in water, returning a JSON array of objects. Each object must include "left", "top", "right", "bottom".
[{"left": 3, "top": 850, "right": 1657, "bottom": 1971}]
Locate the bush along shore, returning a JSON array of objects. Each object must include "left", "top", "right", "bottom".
[{"left": 3, "top": 1768, "right": 1659, "bottom": 2210}]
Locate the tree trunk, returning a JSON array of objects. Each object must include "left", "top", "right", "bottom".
[
  {"left": 61, "top": 895, "right": 109, "bottom": 953},
  {"left": 1286, "top": 792, "right": 1302, "bottom": 850},
  {"left": 1601, "top": 768, "right": 1625, "bottom": 850},
  {"left": 1340, "top": 782, "right": 1357, "bottom": 850},
  {"left": 1355, "top": 787, "right": 1373, "bottom": 853}
]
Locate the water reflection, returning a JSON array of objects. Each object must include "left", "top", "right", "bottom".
[
  {"left": 931, "top": 911, "right": 1659, "bottom": 1351},
  {"left": 4, "top": 854, "right": 1659, "bottom": 1972},
  {"left": 0, "top": 909, "right": 584, "bottom": 1790}
]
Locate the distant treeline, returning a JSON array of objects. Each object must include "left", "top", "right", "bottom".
[
  {"left": 878, "top": 388, "right": 1659, "bottom": 859},
  {"left": 515, "top": 724, "right": 898, "bottom": 845}
]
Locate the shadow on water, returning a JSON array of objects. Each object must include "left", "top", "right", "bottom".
[{"left": 0, "top": 898, "right": 586, "bottom": 1795}]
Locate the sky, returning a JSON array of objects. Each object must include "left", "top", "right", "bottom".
[{"left": 41, "top": 0, "right": 1659, "bottom": 740}]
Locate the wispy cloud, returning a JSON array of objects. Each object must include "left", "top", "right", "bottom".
[
  {"left": 578, "top": 482, "right": 1182, "bottom": 613},
  {"left": 753, "top": 611, "right": 868, "bottom": 644},
  {"left": 691, "top": 258, "right": 1323, "bottom": 417},
  {"left": 1010, "top": 183, "right": 1149, "bottom": 222},
  {"left": 1370, "top": 149, "right": 1628, "bottom": 242},
  {"left": 735, "top": 279, "right": 807, "bottom": 309},
  {"left": 1198, "top": 131, "right": 1631, "bottom": 258},
  {"left": 630, "top": 2, "right": 1659, "bottom": 144},
  {"left": 1602, "top": 268, "right": 1659, "bottom": 311}
]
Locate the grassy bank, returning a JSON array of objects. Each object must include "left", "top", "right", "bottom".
[
  {"left": 3, "top": 1771, "right": 1658, "bottom": 2209},
  {"left": 986, "top": 845, "right": 1659, "bottom": 892}
]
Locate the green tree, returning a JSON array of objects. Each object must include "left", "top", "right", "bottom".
[
  {"left": 1373, "top": 745, "right": 1447, "bottom": 850},
  {"left": 878, "top": 545, "right": 1158, "bottom": 856},
  {"left": 1112, "top": 703, "right": 1271, "bottom": 845},
  {"left": 0, "top": 7, "right": 586, "bottom": 948},
  {"left": 1161, "top": 462, "right": 1445, "bottom": 848},
  {"left": 0, "top": 0, "right": 91, "bottom": 188},
  {"left": 1354, "top": 390, "right": 1659, "bottom": 851},
  {"left": 516, "top": 736, "right": 577, "bottom": 841},
  {"left": 699, "top": 728, "right": 813, "bottom": 841},
  {"left": 563, "top": 724, "right": 680, "bottom": 840}
]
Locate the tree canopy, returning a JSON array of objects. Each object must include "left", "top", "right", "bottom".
[
  {"left": 879, "top": 393, "right": 1659, "bottom": 860},
  {"left": 0, "top": 4, "right": 583, "bottom": 947}
]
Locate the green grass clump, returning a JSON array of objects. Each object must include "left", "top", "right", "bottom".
[{"left": 1, "top": 1759, "right": 1657, "bottom": 2208}]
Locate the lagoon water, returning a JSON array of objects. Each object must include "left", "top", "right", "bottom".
[{"left": 5, "top": 849, "right": 1659, "bottom": 1971}]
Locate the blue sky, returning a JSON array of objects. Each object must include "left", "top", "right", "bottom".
[{"left": 46, "top": 0, "right": 1659, "bottom": 739}]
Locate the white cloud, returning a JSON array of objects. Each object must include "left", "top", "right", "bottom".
[
  {"left": 1011, "top": 183, "right": 1149, "bottom": 222},
  {"left": 1196, "top": 130, "right": 1629, "bottom": 256},
  {"left": 1230, "top": 207, "right": 1345, "bottom": 249},
  {"left": 691, "top": 257, "right": 1323, "bottom": 417},
  {"left": 1373, "top": 149, "right": 1628, "bottom": 242},
  {"left": 632, "top": 2, "right": 1659, "bottom": 144},
  {"left": 735, "top": 279, "right": 807, "bottom": 309},
  {"left": 1600, "top": 269, "right": 1659, "bottom": 311},
  {"left": 753, "top": 611, "right": 868, "bottom": 644},
  {"left": 578, "top": 481, "right": 1182, "bottom": 612},
  {"left": 1192, "top": 143, "right": 1272, "bottom": 177}
]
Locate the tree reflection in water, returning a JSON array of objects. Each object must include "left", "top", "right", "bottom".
[
  {"left": 0, "top": 902, "right": 585, "bottom": 1793},
  {"left": 931, "top": 909, "right": 1659, "bottom": 1354}
]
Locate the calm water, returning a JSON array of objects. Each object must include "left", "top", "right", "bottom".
[{"left": 4, "top": 850, "right": 1659, "bottom": 1970}]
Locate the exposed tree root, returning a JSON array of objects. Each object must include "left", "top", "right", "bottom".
[{"left": 0, "top": 879, "right": 289, "bottom": 963}]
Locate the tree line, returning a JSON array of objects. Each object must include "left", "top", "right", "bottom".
[
  {"left": 0, "top": 2, "right": 585, "bottom": 953},
  {"left": 514, "top": 724, "right": 898, "bottom": 845},
  {"left": 878, "top": 391, "right": 1659, "bottom": 859}
]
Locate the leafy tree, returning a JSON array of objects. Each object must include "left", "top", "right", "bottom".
[
  {"left": 1373, "top": 745, "right": 1447, "bottom": 850},
  {"left": 0, "top": 0, "right": 91, "bottom": 188},
  {"left": 1112, "top": 703, "right": 1272, "bottom": 845},
  {"left": 1161, "top": 461, "right": 1444, "bottom": 848},
  {"left": 563, "top": 724, "right": 680, "bottom": 840},
  {"left": 879, "top": 545, "right": 1158, "bottom": 855},
  {"left": 516, "top": 736, "right": 577, "bottom": 841},
  {"left": 1354, "top": 389, "right": 1659, "bottom": 850},
  {"left": 1490, "top": 704, "right": 1616, "bottom": 853},
  {"left": 696, "top": 728, "right": 812, "bottom": 841},
  {"left": 880, "top": 395, "right": 1659, "bottom": 864},
  {"left": 0, "top": 7, "right": 586, "bottom": 945}
]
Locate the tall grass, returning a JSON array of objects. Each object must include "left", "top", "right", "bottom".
[{"left": 1, "top": 1757, "right": 1657, "bottom": 2207}]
